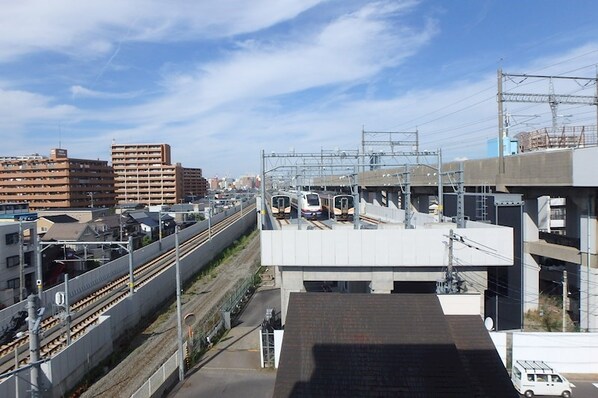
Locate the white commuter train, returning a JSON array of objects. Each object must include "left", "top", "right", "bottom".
[{"left": 283, "top": 190, "right": 322, "bottom": 220}]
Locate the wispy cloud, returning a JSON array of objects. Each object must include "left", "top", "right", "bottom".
[
  {"left": 70, "top": 85, "right": 142, "bottom": 100},
  {"left": 0, "top": 88, "right": 76, "bottom": 130},
  {"left": 0, "top": 0, "right": 324, "bottom": 61},
  {"left": 94, "top": 1, "right": 436, "bottom": 125}
]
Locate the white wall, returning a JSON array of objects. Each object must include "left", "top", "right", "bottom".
[
  {"left": 572, "top": 146, "right": 598, "bottom": 186},
  {"left": 490, "top": 331, "right": 598, "bottom": 374},
  {"left": 438, "top": 294, "right": 482, "bottom": 315},
  {"left": 262, "top": 227, "right": 513, "bottom": 267}
]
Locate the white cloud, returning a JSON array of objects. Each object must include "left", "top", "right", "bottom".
[
  {"left": 0, "top": 0, "right": 324, "bottom": 61},
  {"left": 0, "top": 88, "right": 76, "bottom": 130},
  {"left": 92, "top": 1, "right": 436, "bottom": 126},
  {"left": 70, "top": 85, "right": 141, "bottom": 100}
]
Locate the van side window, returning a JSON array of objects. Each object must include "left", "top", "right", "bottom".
[
  {"left": 536, "top": 374, "right": 548, "bottom": 382},
  {"left": 551, "top": 375, "right": 563, "bottom": 383},
  {"left": 527, "top": 374, "right": 534, "bottom": 382}
]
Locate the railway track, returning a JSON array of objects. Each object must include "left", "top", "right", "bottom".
[
  {"left": 359, "top": 214, "right": 383, "bottom": 225},
  {"left": 310, "top": 220, "right": 331, "bottom": 230},
  {"left": 277, "top": 218, "right": 291, "bottom": 226},
  {"left": 0, "top": 205, "right": 254, "bottom": 377}
]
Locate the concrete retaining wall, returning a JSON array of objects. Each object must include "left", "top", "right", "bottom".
[{"left": 0, "top": 208, "right": 233, "bottom": 333}]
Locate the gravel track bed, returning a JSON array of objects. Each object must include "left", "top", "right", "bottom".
[{"left": 80, "top": 232, "right": 261, "bottom": 398}]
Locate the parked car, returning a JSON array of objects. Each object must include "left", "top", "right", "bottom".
[{"left": 512, "top": 360, "right": 572, "bottom": 397}]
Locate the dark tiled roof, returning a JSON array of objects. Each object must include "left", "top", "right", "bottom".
[
  {"left": 129, "top": 211, "right": 158, "bottom": 227},
  {"left": 41, "top": 215, "right": 78, "bottom": 223},
  {"left": 274, "top": 293, "right": 518, "bottom": 398},
  {"left": 446, "top": 315, "right": 516, "bottom": 398}
]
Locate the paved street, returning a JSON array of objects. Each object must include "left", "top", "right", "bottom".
[{"left": 171, "top": 287, "right": 280, "bottom": 398}]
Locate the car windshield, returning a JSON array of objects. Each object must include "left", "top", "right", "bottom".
[{"left": 513, "top": 367, "right": 521, "bottom": 379}]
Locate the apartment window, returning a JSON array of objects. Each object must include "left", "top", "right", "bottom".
[
  {"left": 6, "top": 255, "right": 19, "bottom": 268},
  {"left": 24, "top": 252, "right": 32, "bottom": 268},
  {"left": 7, "top": 278, "right": 19, "bottom": 290},
  {"left": 5, "top": 232, "right": 19, "bottom": 245}
]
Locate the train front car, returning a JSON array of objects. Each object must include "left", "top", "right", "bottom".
[
  {"left": 332, "top": 194, "right": 354, "bottom": 221},
  {"left": 319, "top": 192, "right": 354, "bottom": 221},
  {"left": 300, "top": 191, "right": 322, "bottom": 220},
  {"left": 271, "top": 194, "right": 291, "bottom": 219}
]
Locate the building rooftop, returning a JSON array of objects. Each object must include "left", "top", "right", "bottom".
[
  {"left": 40, "top": 215, "right": 78, "bottom": 223},
  {"left": 274, "top": 293, "right": 517, "bottom": 398}
]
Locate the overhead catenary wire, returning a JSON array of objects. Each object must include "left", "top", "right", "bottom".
[{"left": 392, "top": 47, "right": 598, "bottom": 150}]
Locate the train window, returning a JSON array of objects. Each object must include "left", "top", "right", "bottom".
[{"left": 306, "top": 194, "right": 319, "bottom": 205}]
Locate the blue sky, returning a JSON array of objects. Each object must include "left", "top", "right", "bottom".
[{"left": 1, "top": 0, "right": 597, "bottom": 178}]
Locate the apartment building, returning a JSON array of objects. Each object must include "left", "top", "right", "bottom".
[
  {"left": 182, "top": 167, "right": 208, "bottom": 200},
  {"left": 0, "top": 148, "right": 116, "bottom": 210},
  {"left": 111, "top": 143, "right": 183, "bottom": 205}
]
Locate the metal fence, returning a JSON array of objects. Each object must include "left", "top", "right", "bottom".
[
  {"left": 131, "top": 349, "right": 181, "bottom": 398},
  {"left": 130, "top": 271, "right": 260, "bottom": 398}
]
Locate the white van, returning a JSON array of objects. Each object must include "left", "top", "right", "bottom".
[{"left": 511, "top": 360, "right": 572, "bottom": 397}]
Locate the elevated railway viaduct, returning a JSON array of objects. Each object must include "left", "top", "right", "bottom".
[
  {"left": 320, "top": 146, "right": 598, "bottom": 332},
  {"left": 262, "top": 147, "right": 598, "bottom": 332}
]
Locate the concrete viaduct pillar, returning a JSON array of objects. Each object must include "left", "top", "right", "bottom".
[
  {"left": 372, "top": 191, "right": 385, "bottom": 207},
  {"left": 573, "top": 196, "right": 598, "bottom": 331},
  {"left": 523, "top": 198, "right": 541, "bottom": 312},
  {"left": 387, "top": 190, "right": 400, "bottom": 209},
  {"left": 280, "top": 267, "right": 304, "bottom": 325},
  {"left": 369, "top": 268, "right": 394, "bottom": 294}
]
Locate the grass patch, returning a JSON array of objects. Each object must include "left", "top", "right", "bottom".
[{"left": 524, "top": 293, "right": 574, "bottom": 332}]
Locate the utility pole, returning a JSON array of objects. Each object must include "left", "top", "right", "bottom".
[
  {"left": 175, "top": 228, "right": 185, "bottom": 382},
  {"left": 562, "top": 270, "right": 568, "bottom": 333},
  {"left": 402, "top": 166, "right": 413, "bottom": 229},
  {"left": 128, "top": 236, "right": 134, "bottom": 296},
  {"left": 448, "top": 229, "right": 454, "bottom": 283},
  {"left": 36, "top": 238, "right": 43, "bottom": 299},
  {"left": 19, "top": 220, "right": 25, "bottom": 301},
  {"left": 260, "top": 150, "right": 266, "bottom": 231},
  {"left": 497, "top": 68, "right": 505, "bottom": 176},
  {"left": 352, "top": 166, "right": 360, "bottom": 230},
  {"left": 456, "top": 162, "right": 465, "bottom": 228},
  {"left": 28, "top": 295, "right": 43, "bottom": 397},
  {"left": 297, "top": 190, "right": 302, "bottom": 230},
  {"left": 119, "top": 210, "right": 124, "bottom": 242},
  {"left": 158, "top": 210, "right": 163, "bottom": 249},
  {"left": 64, "top": 274, "right": 71, "bottom": 345},
  {"left": 437, "top": 229, "right": 465, "bottom": 295},
  {"left": 437, "top": 148, "right": 443, "bottom": 222}
]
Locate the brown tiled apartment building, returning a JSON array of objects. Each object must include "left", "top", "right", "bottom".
[
  {"left": 111, "top": 143, "right": 184, "bottom": 205},
  {"left": 0, "top": 148, "right": 116, "bottom": 210},
  {"left": 182, "top": 167, "right": 208, "bottom": 199}
]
